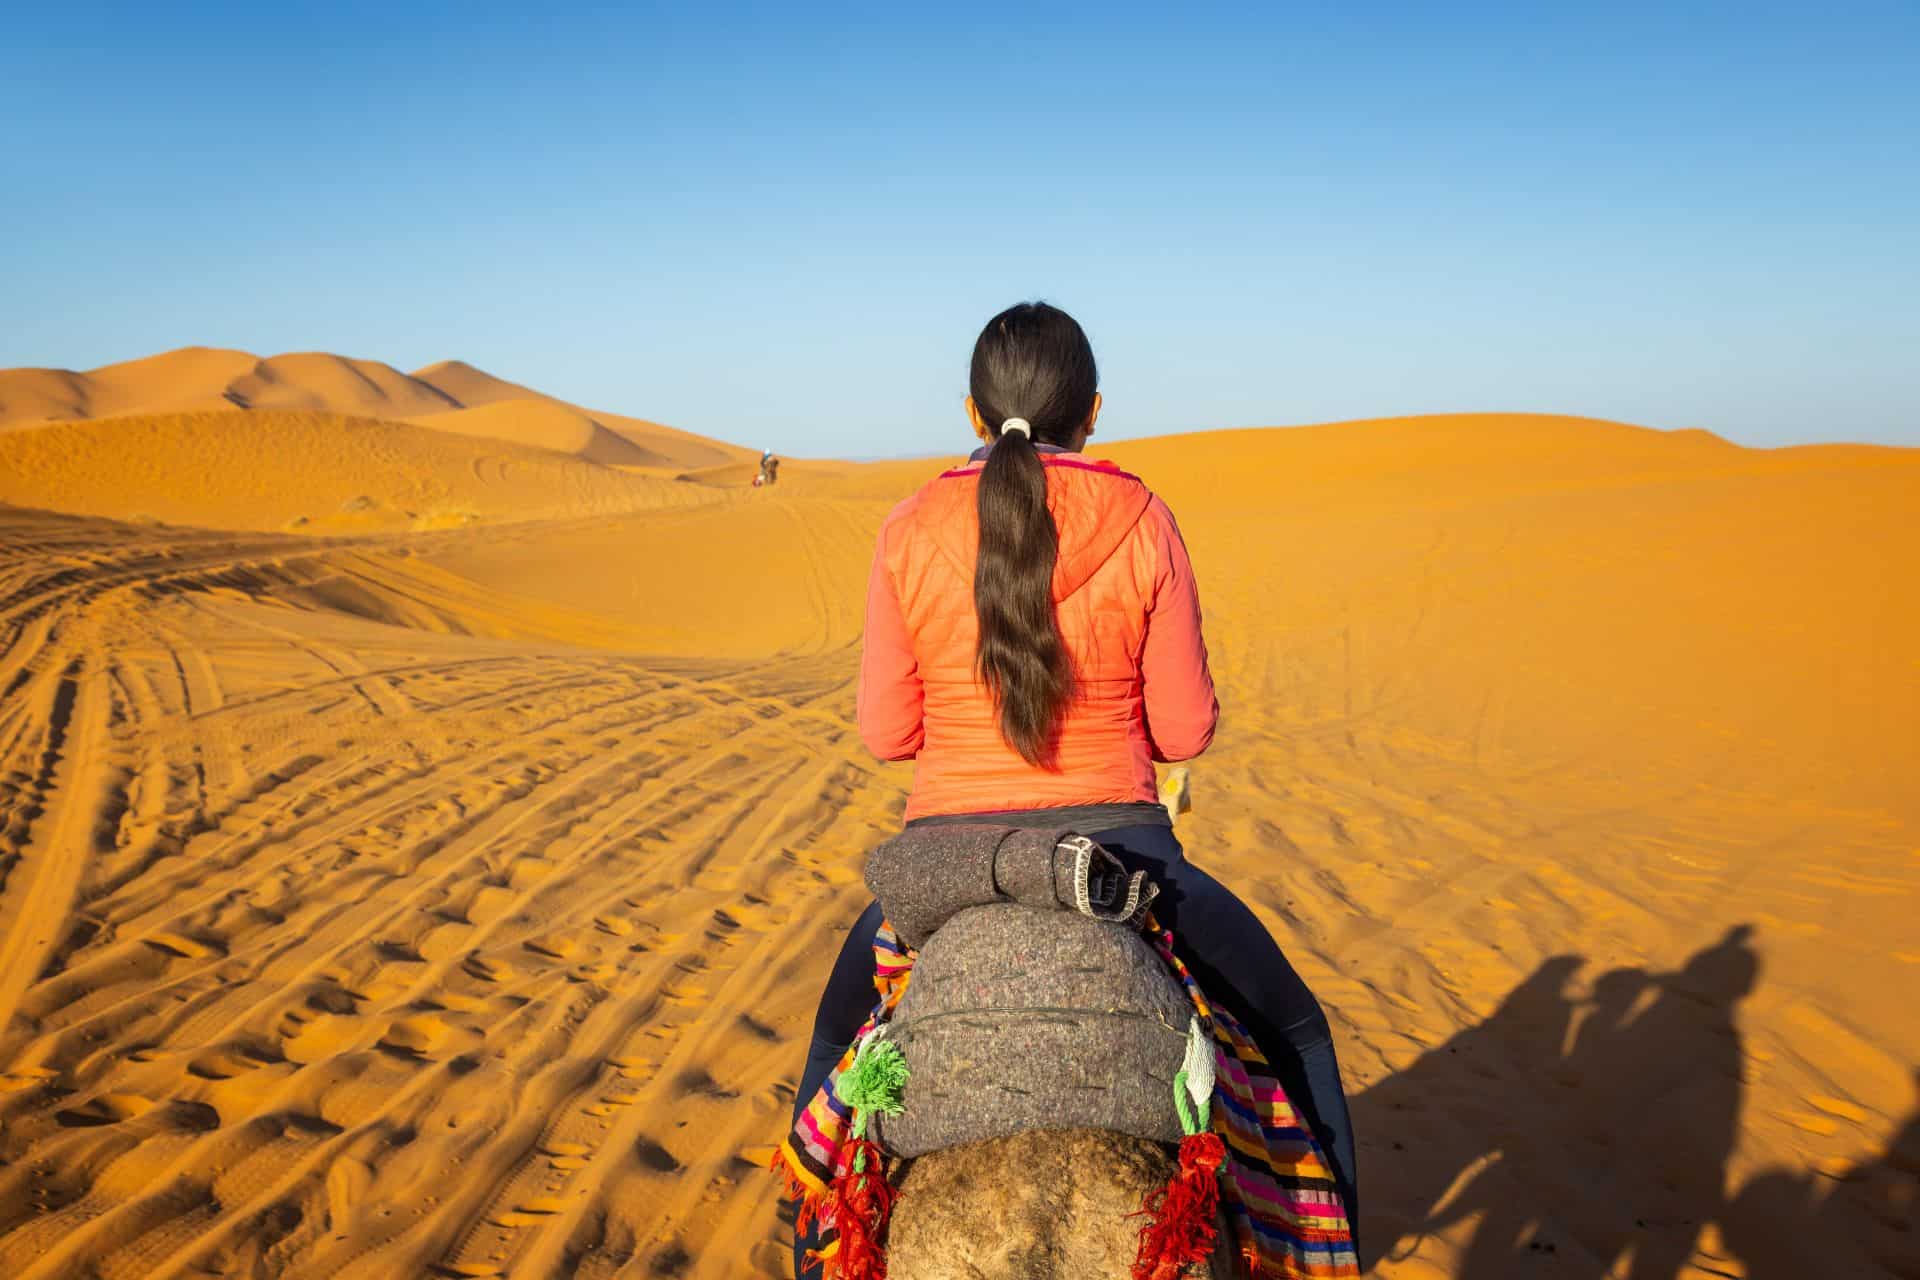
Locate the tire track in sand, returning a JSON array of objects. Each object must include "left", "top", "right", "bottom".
[{"left": 0, "top": 660, "right": 114, "bottom": 1047}]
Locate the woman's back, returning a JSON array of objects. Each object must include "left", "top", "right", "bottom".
[
  {"left": 859, "top": 446, "right": 1217, "bottom": 820},
  {"left": 787, "top": 306, "right": 1356, "bottom": 1280}
]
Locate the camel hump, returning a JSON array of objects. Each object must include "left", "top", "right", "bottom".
[
  {"left": 873, "top": 903, "right": 1191, "bottom": 1157},
  {"left": 889, "top": 1127, "right": 1237, "bottom": 1279}
]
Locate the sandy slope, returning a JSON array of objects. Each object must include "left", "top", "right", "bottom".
[
  {"left": 0, "top": 411, "right": 711, "bottom": 534},
  {"left": 0, "top": 350, "right": 463, "bottom": 429},
  {"left": 408, "top": 400, "right": 672, "bottom": 469},
  {"left": 0, "top": 349, "right": 259, "bottom": 426},
  {"left": 409, "top": 401, "right": 739, "bottom": 472},
  {"left": 224, "top": 354, "right": 462, "bottom": 418},
  {"left": 0, "top": 413, "right": 1914, "bottom": 1280},
  {"left": 410, "top": 360, "right": 547, "bottom": 409},
  {"left": 406, "top": 361, "right": 748, "bottom": 472},
  {"left": 0, "top": 348, "right": 752, "bottom": 474}
]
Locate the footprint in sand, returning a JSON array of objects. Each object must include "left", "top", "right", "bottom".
[
  {"left": 464, "top": 955, "right": 514, "bottom": 984},
  {"left": 378, "top": 1013, "right": 479, "bottom": 1059},
  {"left": 608, "top": 1054, "right": 659, "bottom": 1082},
  {"left": 346, "top": 973, "right": 412, "bottom": 1005},
  {"left": 672, "top": 1067, "right": 738, "bottom": 1100},
  {"left": 464, "top": 886, "right": 519, "bottom": 926},
  {"left": 543, "top": 1141, "right": 593, "bottom": 1170},
  {"left": 736, "top": 1013, "right": 781, "bottom": 1042},
  {"left": 420, "top": 920, "right": 476, "bottom": 962},
  {"left": 375, "top": 937, "right": 428, "bottom": 964},
  {"left": 710, "top": 899, "right": 786, "bottom": 935},
  {"left": 660, "top": 979, "right": 710, "bottom": 1006},
  {"left": 567, "top": 962, "right": 618, "bottom": 983},
  {"left": 490, "top": 1194, "right": 576, "bottom": 1227},
  {"left": 303, "top": 983, "right": 360, "bottom": 1017},
  {"left": 619, "top": 922, "right": 680, "bottom": 954},
  {"left": 54, "top": 1093, "right": 159, "bottom": 1126},
  {"left": 282, "top": 1011, "right": 365, "bottom": 1064},
  {"left": 436, "top": 992, "right": 492, "bottom": 1013},
  {"left": 192, "top": 1057, "right": 295, "bottom": 1121},
  {"left": 505, "top": 856, "right": 557, "bottom": 889},
  {"left": 144, "top": 931, "right": 227, "bottom": 959},
  {"left": 187, "top": 1042, "right": 284, "bottom": 1080},
  {"left": 635, "top": 1138, "right": 682, "bottom": 1173},
  {"left": 523, "top": 933, "right": 583, "bottom": 960},
  {"left": 0, "top": 1065, "right": 59, "bottom": 1093}
]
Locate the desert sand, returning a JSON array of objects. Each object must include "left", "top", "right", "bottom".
[{"left": 0, "top": 354, "right": 1915, "bottom": 1279}]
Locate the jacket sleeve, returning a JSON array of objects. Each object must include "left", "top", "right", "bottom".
[
  {"left": 1140, "top": 496, "right": 1219, "bottom": 762},
  {"left": 857, "top": 525, "right": 925, "bottom": 761}
]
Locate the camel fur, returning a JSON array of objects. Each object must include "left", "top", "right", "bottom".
[{"left": 885, "top": 1126, "right": 1237, "bottom": 1279}]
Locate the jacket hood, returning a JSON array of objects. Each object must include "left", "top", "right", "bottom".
[{"left": 913, "top": 452, "right": 1154, "bottom": 600}]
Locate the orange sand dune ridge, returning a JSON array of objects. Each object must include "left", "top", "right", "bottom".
[
  {"left": 0, "top": 405, "right": 1914, "bottom": 1279},
  {"left": 0, "top": 347, "right": 750, "bottom": 473}
]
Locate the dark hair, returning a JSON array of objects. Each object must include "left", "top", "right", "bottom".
[{"left": 969, "top": 302, "right": 1099, "bottom": 765}]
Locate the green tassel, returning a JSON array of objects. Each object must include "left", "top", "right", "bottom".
[
  {"left": 838, "top": 1032, "right": 910, "bottom": 1123},
  {"left": 835, "top": 1029, "right": 911, "bottom": 1171}
]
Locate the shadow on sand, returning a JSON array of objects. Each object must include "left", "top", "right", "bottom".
[{"left": 1352, "top": 924, "right": 1919, "bottom": 1277}]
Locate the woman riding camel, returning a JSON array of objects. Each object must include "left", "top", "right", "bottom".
[{"left": 792, "top": 302, "right": 1358, "bottom": 1273}]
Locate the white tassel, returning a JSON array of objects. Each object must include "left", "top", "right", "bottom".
[{"left": 1182, "top": 1015, "right": 1215, "bottom": 1119}]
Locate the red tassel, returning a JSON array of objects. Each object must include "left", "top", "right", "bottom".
[
  {"left": 823, "top": 1138, "right": 896, "bottom": 1280},
  {"left": 1131, "top": 1131, "right": 1226, "bottom": 1280}
]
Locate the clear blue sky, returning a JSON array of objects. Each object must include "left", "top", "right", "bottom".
[{"left": 5, "top": 2, "right": 1916, "bottom": 452}]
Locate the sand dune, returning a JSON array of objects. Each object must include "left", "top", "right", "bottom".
[
  {"left": 0, "top": 413, "right": 1915, "bottom": 1279},
  {"left": 223, "top": 353, "right": 461, "bottom": 418},
  {"left": 0, "top": 368, "right": 97, "bottom": 427},
  {"left": 0, "top": 410, "right": 706, "bottom": 533},
  {"left": 0, "top": 349, "right": 750, "bottom": 474},
  {"left": 1114, "top": 416, "right": 1920, "bottom": 814},
  {"left": 0, "top": 348, "right": 258, "bottom": 427},
  {"left": 0, "top": 349, "right": 460, "bottom": 428},
  {"left": 582, "top": 411, "right": 747, "bottom": 473},
  {"left": 407, "top": 361, "right": 749, "bottom": 471},
  {"left": 409, "top": 400, "right": 677, "bottom": 469},
  {"left": 408, "top": 400, "right": 749, "bottom": 472},
  {"left": 411, "top": 360, "right": 547, "bottom": 409}
]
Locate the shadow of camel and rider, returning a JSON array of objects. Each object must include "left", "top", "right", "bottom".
[{"left": 1352, "top": 923, "right": 1919, "bottom": 1277}]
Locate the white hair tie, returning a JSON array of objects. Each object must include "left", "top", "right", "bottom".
[{"left": 1000, "top": 418, "right": 1031, "bottom": 438}]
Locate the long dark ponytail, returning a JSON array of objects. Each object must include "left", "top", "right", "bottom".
[{"left": 969, "top": 302, "right": 1099, "bottom": 766}]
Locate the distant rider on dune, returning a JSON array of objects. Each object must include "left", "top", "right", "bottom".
[{"left": 789, "top": 302, "right": 1359, "bottom": 1274}]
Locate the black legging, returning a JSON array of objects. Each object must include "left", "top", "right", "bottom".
[{"left": 790, "top": 823, "right": 1358, "bottom": 1275}]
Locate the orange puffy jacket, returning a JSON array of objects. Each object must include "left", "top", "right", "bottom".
[{"left": 858, "top": 449, "right": 1218, "bottom": 821}]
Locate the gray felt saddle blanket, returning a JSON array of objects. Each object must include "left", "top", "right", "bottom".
[
  {"left": 864, "top": 823, "right": 1159, "bottom": 950},
  {"left": 863, "top": 824, "right": 1191, "bottom": 1158}
]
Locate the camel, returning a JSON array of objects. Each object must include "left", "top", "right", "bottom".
[
  {"left": 886, "top": 1127, "right": 1238, "bottom": 1279},
  {"left": 814, "top": 820, "right": 1244, "bottom": 1279}
]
